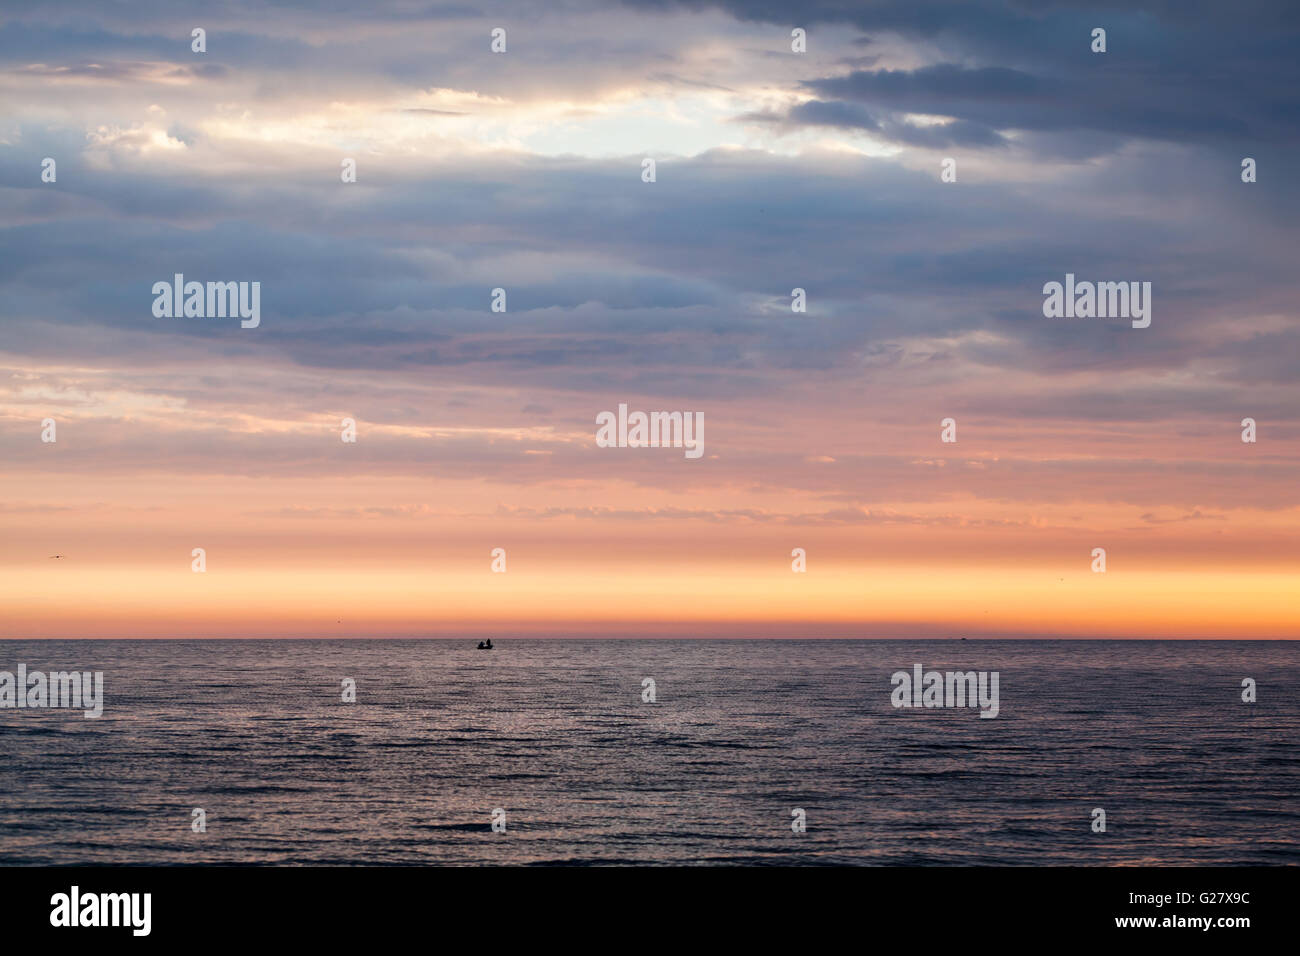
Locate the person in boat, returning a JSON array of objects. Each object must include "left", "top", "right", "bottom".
[
  {"left": 477, "top": 641, "right": 486, "bottom": 649},
  {"left": 484, "top": 639, "right": 493, "bottom": 649}
]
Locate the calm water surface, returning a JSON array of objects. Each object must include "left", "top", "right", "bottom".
[{"left": 1, "top": 639, "right": 1296, "bottom": 865}]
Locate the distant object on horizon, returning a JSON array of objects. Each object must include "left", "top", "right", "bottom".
[
  {"left": 476, "top": 639, "right": 494, "bottom": 650},
  {"left": 48, "top": 555, "right": 63, "bottom": 559}
]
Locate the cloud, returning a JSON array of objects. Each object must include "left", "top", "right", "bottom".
[{"left": 1, "top": 0, "right": 1298, "bottom": 531}]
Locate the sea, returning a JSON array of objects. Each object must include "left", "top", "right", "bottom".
[{"left": 1, "top": 639, "right": 1296, "bottom": 865}]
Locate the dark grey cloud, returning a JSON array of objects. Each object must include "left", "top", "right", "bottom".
[
  {"left": 745, "top": 97, "right": 1010, "bottom": 147},
  {"left": 634, "top": 0, "right": 1300, "bottom": 154},
  {"left": 1, "top": 0, "right": 1298, "bottom": 496},
  {"left": 2, "top": 135, "right": 1296, "bottom": 399},
  {"left": 800, "top": 62, "right": 1256, "bottom": 147}
]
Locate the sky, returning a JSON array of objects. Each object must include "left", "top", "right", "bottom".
[{"left": 1, "top": 0, "right": 1297, "bottom": 639}]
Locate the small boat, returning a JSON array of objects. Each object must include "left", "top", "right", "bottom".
[{"left": 476, "top": 640, "right": 494, "bottom": 650}]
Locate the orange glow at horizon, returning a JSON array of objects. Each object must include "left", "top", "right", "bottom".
[
  {"left": 3, "top": 435, "right": 1299, "bottom": 639},
  {"left": 3, "top": 557, "right": 1297, "bottom": 639}
]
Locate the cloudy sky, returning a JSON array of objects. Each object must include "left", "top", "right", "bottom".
[{"left": 1, "top": 0, "right": 1297, "bottom": 638}]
